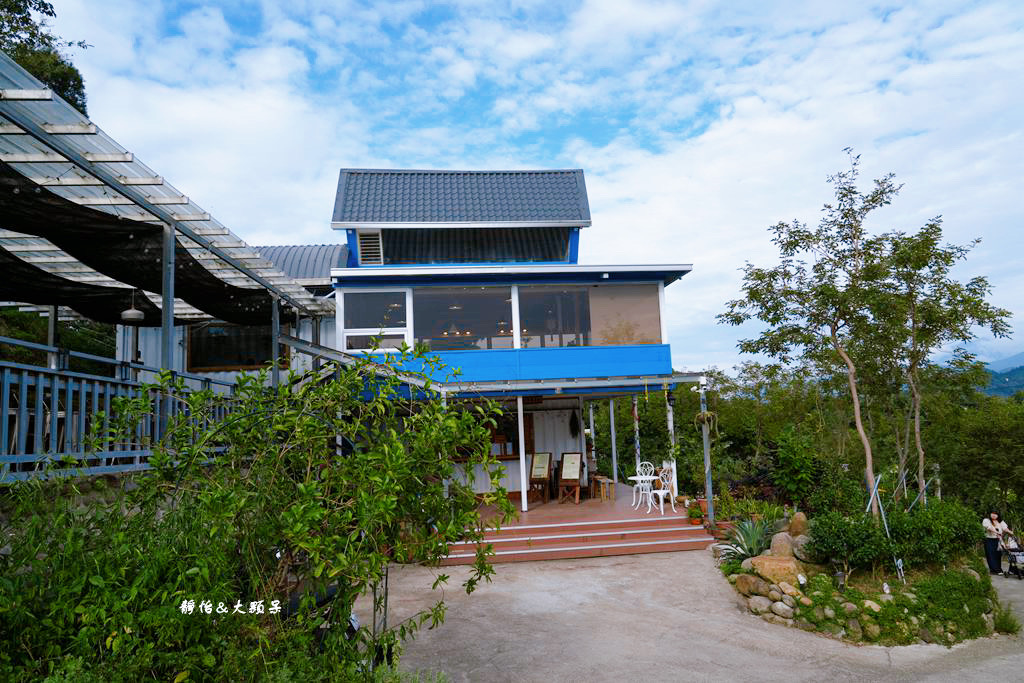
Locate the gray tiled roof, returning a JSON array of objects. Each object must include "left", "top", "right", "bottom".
[
  {"left": 254, "top": 244, "right": 349, "bottom": 281},
  {"left": 332, "top": 169, "right": 591, "bottom": 225}
]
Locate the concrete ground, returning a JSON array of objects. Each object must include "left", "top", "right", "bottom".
[{"left": 370, "top": 550, "right": 1024, "bottom": 682}]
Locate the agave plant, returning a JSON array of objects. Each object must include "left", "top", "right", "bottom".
[{"left": 719, "top": 519, "right": 771, "bottom": 563}]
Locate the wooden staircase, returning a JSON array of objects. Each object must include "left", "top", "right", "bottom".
[{"left": 443, "top": 514, "right": 715, "bottom": 565}]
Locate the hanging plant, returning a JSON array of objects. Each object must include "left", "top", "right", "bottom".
[{"left": 569, "top": 410, "right": 580, "bottom": 439}]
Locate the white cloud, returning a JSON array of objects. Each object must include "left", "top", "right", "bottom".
[{"left": 45, "top": 0, "right": 1024, "bottom": 369}]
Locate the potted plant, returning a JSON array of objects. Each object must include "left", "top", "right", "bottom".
[{"left": 687, "top": 501, "right": 703, "bottom": 525}]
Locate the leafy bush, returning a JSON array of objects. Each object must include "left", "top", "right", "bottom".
[
  {"left": 0, "top": 350, "right": 513, "bottom": 680},
  {"left": 720, "top": 519, "right": 772, "bottom": 563},
  {"left": 734, "top": 498, "right": 785, "bottom": 525},
  {"left": 806, "top": 465, "right": 864, "bottom": 516},
  {"left": 719, "top": 559, "right": 753, "bottom": 576},
  {"left": 772, "top": 425, "right": 817, "bottom": 506},
  {"left": 806, "top": 510, "right": 889, "bottom": 574},
  {"left": 913, "top": 570, "right": 991, "bottom": 639}
]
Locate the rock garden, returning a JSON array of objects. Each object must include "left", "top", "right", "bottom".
[{"left": 714, "top": 501, "right": 1021, "bottom": 645}]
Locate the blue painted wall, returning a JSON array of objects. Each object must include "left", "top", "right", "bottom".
[{"left": 399, "top": 344, "right": 673, "bottom": 383}]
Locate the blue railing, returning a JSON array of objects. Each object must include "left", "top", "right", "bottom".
[{"left": 1, "top": 335, "right": 236, "bottom": 482}]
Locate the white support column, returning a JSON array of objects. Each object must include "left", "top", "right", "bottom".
[
  {"left": 666, "top": 390, "right": 678, "bottom": 497},
  {"left": 404, "top": 288, "right": 414, "bottom": 347},
  {"left": 517, "top": 395, "right": 528, "bottom": 513},
  {"left": 632, "top": 395, "right": 641, "bottom": 469},
  {"left": 609, "top": 399, "right": 618, "bottom": 484},
  {"left": 510, "top": 285, "right": 521, "bottom": 349},
  {"left": 577, "top": 396, "right": 586, "bottom": 483},
  {"left": 658, "top": 280, "right": 668, "bottom": 344}
]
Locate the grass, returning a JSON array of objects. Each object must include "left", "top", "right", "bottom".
[{"left": 994, "top": 602, "right": 1021, "bottom": 634}]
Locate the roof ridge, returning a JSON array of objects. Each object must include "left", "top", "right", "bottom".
[{"left": 338, "top": 168, "right": 583, "bottom": 174}]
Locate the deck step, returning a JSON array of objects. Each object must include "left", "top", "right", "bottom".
[
  {"left": 451, "top": 525, "right": 708, "bottom": 551},
  {"left": 479, "top": 516, "right": 700, "bottom": 537},
  {"left": 442, "top": 536, "right": 715, "bottom": 565}
]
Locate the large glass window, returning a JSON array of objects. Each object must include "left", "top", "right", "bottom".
[
  {"left": 519, "top": 286, "right": 591, "bottom": 348},
  {"left": 413, "top": 287, "right": 513, "bottom": 351},
  {"left": 187, "top": 323, "right": 287, "bottom": 372},
  {"left": 342, "top": 291, "right": 408, "bottom": 351},
  {"left": 519, "top": 283, "right": 662, "bottom": 348},
  {"left": 343, "top": 291, "right": 406, "bottom": 329}
]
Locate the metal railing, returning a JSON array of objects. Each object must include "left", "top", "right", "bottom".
[{"left": 1, "top": 335, "right": 236, "bottom": 482}]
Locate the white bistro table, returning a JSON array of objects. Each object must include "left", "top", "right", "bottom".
[{"left": 627, "top": 474, "right": 658, "bottom": 512}]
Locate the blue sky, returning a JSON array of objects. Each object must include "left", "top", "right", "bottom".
[{"left": 50, "top": 0, "right": 1024, "bottom": 371}]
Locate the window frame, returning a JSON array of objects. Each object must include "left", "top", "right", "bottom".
[{"left": 336, "top": 287, "right": 413, "bottom": 353}]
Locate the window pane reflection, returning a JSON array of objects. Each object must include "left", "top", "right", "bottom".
[
  {"left": 344, "top": 292, "right": 406, "bottom": 329},
  {"left": 413, "top": 287, "right": 513, "bottom": 351},
  {"left": 344, "top": 334, "right": 405, "bottom": 351},
  {"left": 519, "top": 286, "right": 590, "bottom": 348},
  {"left": 519, "top": 283, "right": 661, "bottom": 347}
]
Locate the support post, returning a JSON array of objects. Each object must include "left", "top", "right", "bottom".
[
  {"left": 666, "top": 390, "right": 677, "bottom": 497},
  {"left": 517, "top": 396, "right": 528, "bottom": 513},
  {"left": 271, "top": 298, "right": 281, "bottom": 390},
  {"left": 46, "top": 305, "right": 57, "bottom": 369},
  {"left": 312, "top": 317, "right": 321, "bottom": 372},
  {"left": 698, "top": 377, "right": 714, "bottom": 526},
  {"left": 609, "top": 399, "right": 618, "bottom": 484},
  {"left": 160, "top": 222, "right": 175, "bottom": 371},
  {"left": 632, "top": 394, "right": 640, "bottom": 469}
]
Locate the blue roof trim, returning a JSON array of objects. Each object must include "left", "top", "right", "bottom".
[
  {"left": 332, "top": 168, "right": 592, "bottom": 224},
  {"left": 332, "top": 268, "right": 689, "bottom": 287},
  {"left": 254, "top": 244, "right": 349, "bottom": 280}
]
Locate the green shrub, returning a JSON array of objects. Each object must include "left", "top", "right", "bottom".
[
  {"left": 806, "top": 466, "right": 864, "bottom": 516},
  {"left": 772, "top": 425, "right": 816, "bottom": 506},
  {"left": 994, "top": 603, "right": 1021, "bottom": 635},
  {"left": 720, "top": 519, "right": 772, "bottom": 563},
  {"left": 806, "top": 510, "right": 889, "bottom": 574},
  {"left": 913, "top": 570, "right": 990, "bottom": 639},
  {"left": 719, "top": 559, "right": 752, "bottom": 576}
]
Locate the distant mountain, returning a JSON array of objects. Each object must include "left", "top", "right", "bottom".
[
  {"left": 987, "top": 351, "right": 1024, "bottom": 373},
  {"left": 986, "top": 366, "right": 1024, "bottom": 397}
]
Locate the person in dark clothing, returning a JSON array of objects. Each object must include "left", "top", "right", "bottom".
[{"left": 983, "top": 511, "right": 1011, "bottom": 575}]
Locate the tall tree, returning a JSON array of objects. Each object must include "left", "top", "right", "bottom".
[
  {"left": 719, "top": 152, "right": 900, "bottom": 517},
  {"left": 1, "top": 0, "right": 88, "bottom": 113},
  {"left": 884, "top": 221, "right": 1011, "bottom": 499}
]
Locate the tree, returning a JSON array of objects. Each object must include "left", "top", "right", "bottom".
[
  {"left": 1, "top": 0, "right": 87, "bottom": 113},
  {"left": 884, "top": 222, "right": 1011, "bottom": 499},
  {"left": 719, "top": 151, "right": 900, "bottom": 517}
]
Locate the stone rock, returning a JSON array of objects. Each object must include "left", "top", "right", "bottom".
[
  {"left": 983, "top": 612, "right": 995, "bottom": 634},
  {"left": 902, "top": 591, "right": 917, "bottom": 602},
  {"left": 771, "top": 601, "right": 795, "bottom": 619},
  {"left": 841, "top": 602, "right": 858, "bottom": 615},
  {"left": 846, "top": 618, "right": 863, "bottom": 640},
  {"left": 760, "top": 549, "right": 772, "bottom": 556},
  {"left": 862, "top": 600, "right": 882, "bottom": 613},
  {"left": 797, "top": 619, "right": 816, "bottom": 632},
  {"left": 782, "top": 594, "right": 796, "bottom": 608},
  {"left": 735, "top": 574, "right": 772, "bottom": 597},
  {"left": 879, "top": 594, "right": 894, "bottom": 603},
  {"left": 791, "top": 534, "right": 816, "bottom": 563},
  {"left": 813, "top": 606, "right": 825, "bottom": 621},
  {"left": 770, "top": 584, "right": 782, "bottom": 594},
  {"left": 748, "top": 595, "right": 774, "bottom": 615},
  {"left": 768, "top": 590, "right": 782, "bottom": 602},
  {"left": 799, "top": 596, "right": 813, "bottom": 607},
  {"left": 770, "top": 532, "right": 795, "bottom": 558},
  {"left": 778, "top": 581, "right": 801, "bottom": 598},
  {"left": 910, "top": 616, "right": 919, "bottom": 626},
  {"left": 933, "top": 623, "right": 945, "bottom": 635},
  {"left": 788, "top": 511, "right": 809, "bottom": 537},
  {"left": 864, "top": 622, "right": 881, "bottom": 640},
  {"left": 824, "top": 607, "right": 836, "bottom": 620},
  {"left": 711, "top": 543, "right": 728, "bottom": 559},
  {"left": 727, "top": 574, "right": 738, "bottom": 584},
  {"left": 741, "top": 557, "right": 754, "bottom": 571},
  {"left": 947, "top": 633, "right": 956, "bottom": 643},
  {"left": 962, "top": 568, "right": 981, "bottom": 582},
  {"left": 825, "top": 622, "right": 844, "bottom": 636},
  {"left": 750, "top": 556, "right": 805, "bottom": 586},
  {"left": 769, "top": 614, "right": 794, "bottom": 627}
]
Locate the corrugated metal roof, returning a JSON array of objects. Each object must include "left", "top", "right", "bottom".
[
  {"left": 255, "top": 244, "right": 349, "bottom": 281},
  {"left": 332, "top": 169, "right": 591, "bottom": 225}
]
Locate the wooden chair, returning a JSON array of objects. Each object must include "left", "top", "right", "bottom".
[
  {"left": 528, "top": 452, "right": 552, "bottom": 504},
  {"left": 558, "top": 452, "right": 583, "bottom": 505}
]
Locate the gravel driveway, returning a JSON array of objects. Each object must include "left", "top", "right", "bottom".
[{"left": 368, "top": 550, "right": 1024, "bottom": 682}]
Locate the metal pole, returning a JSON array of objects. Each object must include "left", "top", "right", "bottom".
[
  {"left": 609, "top": 399, "right": 618, "bottom": 484},
  {"left": 632, "top": 394, "right": 640, "bottom": 469},
  {"left": 699, "top": 378, "right": 714, "bottom": 526},
  {"left": 517, "top": 396, "right": 528, "bottom": 513},
  {"left": 271, "top": 298, "right": 281, "bottom": 389},
  {"left": 666, "top": 390, "right": 677, "bottom": 497},
  {"left": 46, "top": 305, "right": 57, "bottom": 369},
  {"left": 160, "top": 223, "right": 175, "bottom": 371},
  {"left": 312, "top": 317, "right": 321, "bottom": 372}
]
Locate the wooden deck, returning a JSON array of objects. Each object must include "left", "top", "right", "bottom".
[{"left": 445, "top": 482, "right": 715, "bottom": 564}]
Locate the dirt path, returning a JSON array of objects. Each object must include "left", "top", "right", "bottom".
[{"left": 369, "top": 550, "right": 1023, "bottom": 682}]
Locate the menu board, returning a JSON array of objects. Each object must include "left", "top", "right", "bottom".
[
  {"left": 560, "top": 452, "right": 582, "bottom": 481},
  {"left": 531, "top": 452, "right": 551, "bottom": 479}
]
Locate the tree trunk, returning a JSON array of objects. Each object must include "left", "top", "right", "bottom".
[
  {"left": 833, "top": 334, "right": 879, "bottom": 518},
  {"left": 908, "top": 371, "right": 926, "bottom": 505}
]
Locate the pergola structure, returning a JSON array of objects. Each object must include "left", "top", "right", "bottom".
[{"left": 0, "top": 52, "right": 333, "bottom": 383}]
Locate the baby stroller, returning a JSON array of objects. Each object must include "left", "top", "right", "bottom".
[{"left": 1000, "top": 532, "right": 1024, "bottom": 579}]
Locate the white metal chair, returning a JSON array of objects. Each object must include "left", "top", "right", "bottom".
[
  {"left": 632, "top": 461, "right": 655, "bottom": 508},
  {"left": 649, "top": 468, "right": 676, "bottom": 515}
]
